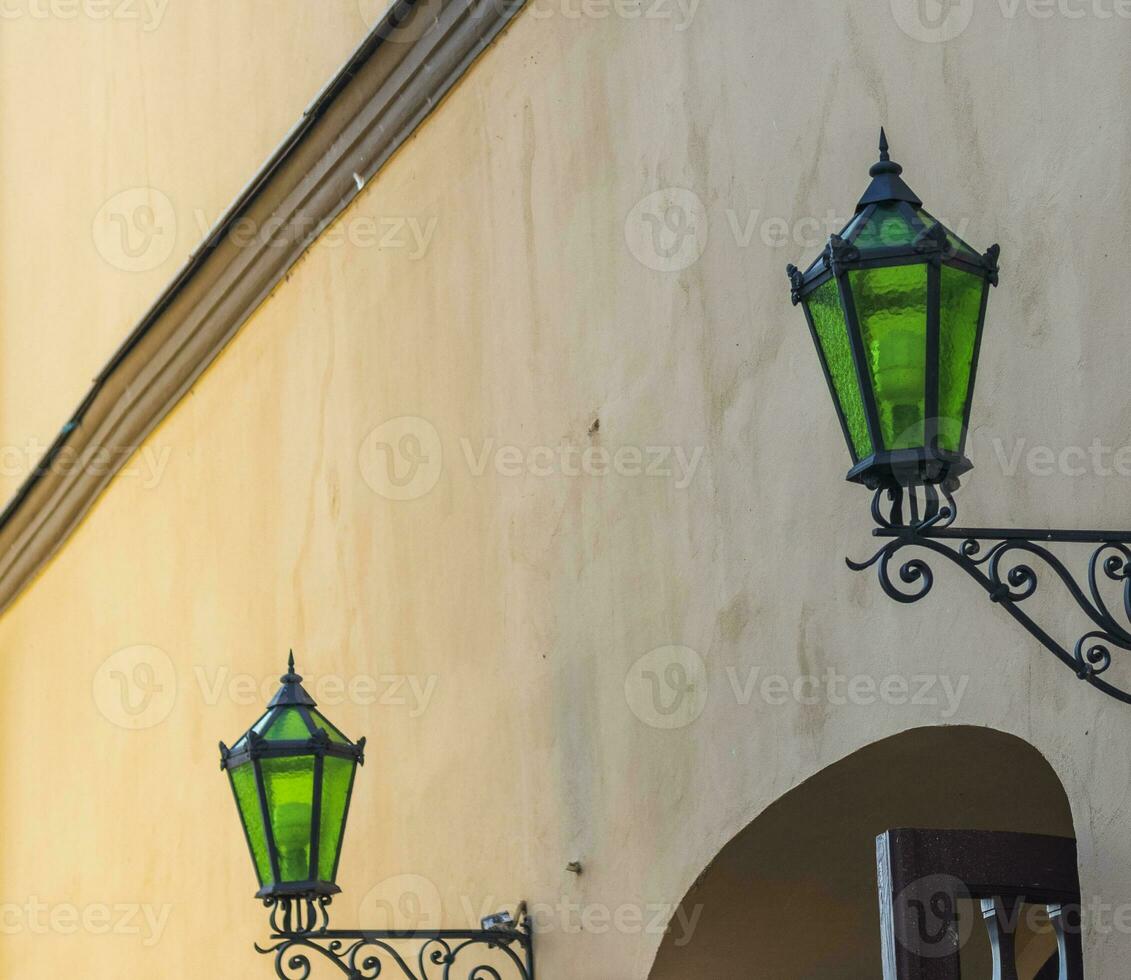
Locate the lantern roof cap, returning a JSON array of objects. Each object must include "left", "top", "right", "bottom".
[
  {"left": 857, "top": 128, "right": 923, "bottom": 211},
  {"left": 268, "top": 650, "right": 317, "bottom": 708},
  {"left": 220, "top": 652, "right": 364, "bottom": 771}
]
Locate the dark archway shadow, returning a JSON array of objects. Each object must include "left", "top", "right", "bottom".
[{"left": 649, "top": 726, "right": 1076, "bottom": 979}]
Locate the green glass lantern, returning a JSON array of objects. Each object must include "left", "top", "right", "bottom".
[
  {"left": 787, "top": 130, "right": 1000, "bottom": 490},
  {"left": 220, "top": 654, "right": 366, "bottom": 899}
]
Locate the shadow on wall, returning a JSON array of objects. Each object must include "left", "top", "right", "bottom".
[{"left": 648, "top": 726, "right": 1076, "bottom": 979}]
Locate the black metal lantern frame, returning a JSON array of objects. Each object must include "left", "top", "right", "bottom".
[
  {"left": 789, "top": 131, "right": 1131, "bottom": 707},
  {"left": 220, "top": 654, "right": 369, "bottom": 905},
  {"left": 787, "top": 131, "right": 1000, "bottom": 491},
  {"left": 791, "top": 229, "right": 999, "bottom": 490},
  {"left": 220, "top": 713, "right": 365, "bottom": 900}
]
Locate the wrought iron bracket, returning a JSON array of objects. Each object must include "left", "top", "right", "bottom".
[
  {"left": 256, "top": 896, "right": 535, "bottom": 980},
  {"left": 848, "top": 484, "right": 1131, "bottom": 705}
]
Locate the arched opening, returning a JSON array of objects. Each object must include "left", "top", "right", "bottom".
[{"left": 649, "top": 726, "right": 1077, "bottom": 978}]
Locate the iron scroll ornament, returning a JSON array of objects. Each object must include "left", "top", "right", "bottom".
[
  {"left": 848, "top": 484, "right": 1131, "bottom": 705},
  {"left": 255, "top": 896, "right": 535, "bottom": 980}
]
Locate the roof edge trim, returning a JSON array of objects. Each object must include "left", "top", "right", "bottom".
[{"left": 0, "top": 0, "right": 529, "bottom": 616}]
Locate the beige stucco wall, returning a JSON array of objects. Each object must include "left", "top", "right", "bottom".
[
  {"left": 2, "top": 1, "right": 1131, "bottom": 977},
  {"left": 0, "top": 0, "right": 389, "bottom": 503}
]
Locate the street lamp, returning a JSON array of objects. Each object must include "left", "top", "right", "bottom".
[
  {"left": 220, "top": 655, "right": 534, "bottom": 979},
  {"left": 788, "top": 131, "right": 1131, "bottom": 705},
  {"left": 787, "top": 128, "right": 999, "bottom": 491},
  {"left": 220, "top": 652, "right": 364, "bottom": 902}
]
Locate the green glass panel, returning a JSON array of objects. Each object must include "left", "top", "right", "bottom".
[
  {"left": 318, "top": 756, "right": 357, "bottom": 881},
  {"left": 265, "top": 707, "right": 313, "bottom": 741},
  {"left": 841, "top": 209, "right": 869, "bottom": 239},
  {"left": 938, "top": 265, "right": 986, "bottom": 452},
  {"left": 849, "top": 264, "right": 928, "bottom": 451},
  {"left": 231, "top": 763, "right": 273, "bottom": 886},
  {"left": 805, "top": 278, "right": 873, "bottom": 460},
  {"left": 310, "top": 710, "right": 349, "bottom": 745},
  {"left": 262, "top": 755, "right": 315, "bottom": 883},
  {"left": 851, "top": 204, "right": 917, "bottom": 250},
  {"left": 232, "top": 711, "right": 272, "bottom": 752},
  {"left": 918, "top": 211, "right": 981, "bottom": 261}
]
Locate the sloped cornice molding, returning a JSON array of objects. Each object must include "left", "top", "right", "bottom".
[{"left": 0, "top": 0, "right": 527, "bottom": 614}]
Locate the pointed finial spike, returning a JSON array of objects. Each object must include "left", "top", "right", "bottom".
[
  {"left": 867, "top": 128, "right": 904, "bottom": 182},
  {"left": 288, "top": 650, "right": 296, "bottom": 672}
]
